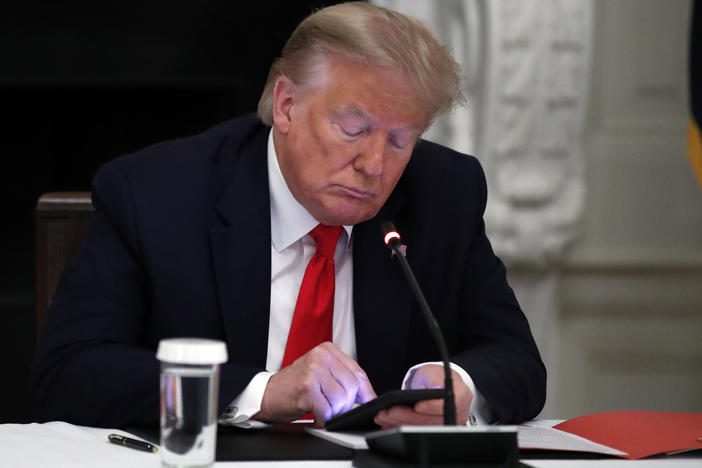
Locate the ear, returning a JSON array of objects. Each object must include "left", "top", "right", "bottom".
[{"left": 272, "top": 76, "right": 296, "bottom": 135}]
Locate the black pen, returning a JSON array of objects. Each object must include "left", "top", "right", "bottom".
[{"left": 108, "top": 433, "right": 158, "bottom": 453}]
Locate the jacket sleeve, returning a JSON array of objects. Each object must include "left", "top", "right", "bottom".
[
  {"left": 451, "top": 158, "right": 547, "bottom": 424},
  {"left": 32, "top": 161, "right": 260, "bottom": 428}
]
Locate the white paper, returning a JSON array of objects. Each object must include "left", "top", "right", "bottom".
[
  {"left": 521, "top": 419, "right": 565, "bottom": 428},
  {"left": 305, "top": 428, "right": 368, "bottom": 450},
  {"left": 307, "top": 422, "right": 626, "bottom": 457}
]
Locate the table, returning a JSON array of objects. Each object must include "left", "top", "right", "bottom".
[{"left": 1, "top": 422, "right": 700, "bottom": 468}]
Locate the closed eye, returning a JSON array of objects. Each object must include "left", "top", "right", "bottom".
[
  {"left": 389, "top": 133, "right": 418, "bottom": 151},
  {"left": 339, "top": 124, "right": 368, "bottom": 138},
  {"left": 389, "top": 138, "right": 407, "bottom": 150}
]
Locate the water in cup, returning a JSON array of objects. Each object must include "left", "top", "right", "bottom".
[
  {"left": 157, "top": 338, "right": 227, "bottom": 468},
  {"left": 160, "top": 366, "right": 218, "bottom": 467}
]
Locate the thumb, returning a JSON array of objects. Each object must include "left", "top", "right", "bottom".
[
  {"left": 409, "top": 376, "right": 429, "bottom": 389},
  {"left": 409, "top": 365, "right": 444, "bottom": 390}
]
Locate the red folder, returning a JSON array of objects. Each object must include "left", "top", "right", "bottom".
[{"left": 553, "top": 411, "right": 702, "bottom": 459}]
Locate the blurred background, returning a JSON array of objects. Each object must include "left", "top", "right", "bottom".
[{"left": 1, "top": 0, "right": 700, "bottom": 423}]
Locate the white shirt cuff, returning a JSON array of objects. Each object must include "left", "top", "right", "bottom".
[
  {"left": 220, "top": 371, "right": 274, "bottom": 425},
  {"left": 402, "top": 361, "right": 492, "bottom": 425}
]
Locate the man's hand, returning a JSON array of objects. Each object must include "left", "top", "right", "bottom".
[
  {"left": 373, "top": 364, "right": 472, "bottom": 428},
  {"left": 253, "top": 342, "right": 376, "bottom": 427}
]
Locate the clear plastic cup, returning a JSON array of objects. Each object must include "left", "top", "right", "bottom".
[{"left": 156, "top": 338, "right": 228, "bottom": 468}]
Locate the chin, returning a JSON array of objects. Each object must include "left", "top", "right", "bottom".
[
  {"left": 310, "top": 194, "right": 385, "bottom": 226},
  {"left": 317, "top": 205, "right": 379, "bottom": 227}
]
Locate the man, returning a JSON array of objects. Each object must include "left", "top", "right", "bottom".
[{"left": 33, "top": 2, "right": 545, "bottom": 428}]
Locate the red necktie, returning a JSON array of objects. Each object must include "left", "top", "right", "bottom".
[{"left": 281, "top": 224, "right": 343, "bottom": 368}]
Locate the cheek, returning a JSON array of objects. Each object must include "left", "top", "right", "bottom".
[
  {"left": 290, "top": 133, "right": 342, "bottom": 191},
  {"left": 297, "top": 119, "right": 337, "bottom": 167},
  {"left": 308, "top": 137, "right": 356, "bottom": 179}
]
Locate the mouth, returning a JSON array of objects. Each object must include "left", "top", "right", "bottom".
[{"left": 336, "top": 184, "right": 376, "bottom": 199}]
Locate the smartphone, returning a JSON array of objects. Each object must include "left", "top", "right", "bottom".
[{"left": 324, "top": 388, "right": 445, "bottom": 432}]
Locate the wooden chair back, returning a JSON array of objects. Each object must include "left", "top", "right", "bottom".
[{"left": 35, "top": 192, "right": 93, "bottom": 339}]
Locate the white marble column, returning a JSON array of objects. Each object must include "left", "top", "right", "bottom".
[{"left": 374, "top": 0, "right": 593, "bottom": 418}]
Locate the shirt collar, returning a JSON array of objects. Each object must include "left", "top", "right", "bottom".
[{"left": 267, "top": 129, "right": 353, "bottom": 252}]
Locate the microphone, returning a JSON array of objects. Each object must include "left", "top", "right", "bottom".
[
  {"left": 359, "top": 222, "right": 518, "bottom": 468},
  {"left": 380, "top": 221, "right": 456, "bottom": 426}
]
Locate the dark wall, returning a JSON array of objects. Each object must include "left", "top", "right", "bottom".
[{"left": 0, "top": 0, "right": 348, "bottom": 423}]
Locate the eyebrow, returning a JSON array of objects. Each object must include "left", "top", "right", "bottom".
[
  {"left": 333, "top": 106, "right": 371, "bottom": 121},
  {"left": 332, "top": 106, "right": 425, "bottom": 132}
]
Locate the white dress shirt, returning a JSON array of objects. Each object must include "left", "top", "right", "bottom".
[{"left": 227, "top": 130, "right": 489, "bottom": 425}]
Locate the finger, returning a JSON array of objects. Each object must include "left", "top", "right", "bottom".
[
  {"left": 305, "top": 384, "right": 333, "bottom": 424},
  {"left": 374, "top": 409, "right": 390, "bottom": 428},
  {"left": 354, "top": 371, "right": 376, "bottom": 403},
  {"left": 410, "top": 365, "right": 474, "bottom": 424},
  {"left": 409, "top": 364, "right": 444, "bottom": 389},
  {"left": 413, "top": 391, "right": 472, "bottom": 424},
  {"left": 288, "top": 356, "right": 336, "bottom": 422},
  {"left": 318, "top": 352, "right": 368, "bottom": 414},
  {"left": 374, "top": 405, "right": 444, "bottom": 428},
  {"left": 409, "top": 378, "right": 429, "bottom": 389},
  {"left": 318, "top": 368, "right": 354, "bottom": 417},
  {"left": 319, "top": 342, "right": 376, "bottom": 404},
  {"left": 299, "top": 344, "right": 353, "bottom": 416},
  {"left": 414, "top": 398, "right": 445, "bottom": 416},
  {"left": 326, "top": 358, "right": 365, "bottom": 413},
  {"left": 333, "top": 371, "right": 375, "bottom": 413}
]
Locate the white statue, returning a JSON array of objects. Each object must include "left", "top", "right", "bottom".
[{"left": 375, "top": 0, "right": 592, "bottom": 269}]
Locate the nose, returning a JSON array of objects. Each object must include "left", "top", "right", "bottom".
[{"left": 353, "top": 133, "right": 386, "bottom": 176}]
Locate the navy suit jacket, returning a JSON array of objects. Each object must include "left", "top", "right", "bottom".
[{"left": 33, "top": 114, "right": 545, "bottom": 427}]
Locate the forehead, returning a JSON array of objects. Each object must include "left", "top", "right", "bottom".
[{"left": 310, "top": 57, "right": 428, "bottom": 129}]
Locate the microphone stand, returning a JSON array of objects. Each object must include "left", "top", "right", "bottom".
[
  {"left": 382, "top": 222, "right": 456, "bottom": 426},
  {"left": 355, "top": 222, "right": 519, "bottom": 468}
]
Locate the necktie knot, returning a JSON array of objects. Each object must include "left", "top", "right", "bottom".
[{"left": 310, "top": 224, "right": 343, "bottom": 258}]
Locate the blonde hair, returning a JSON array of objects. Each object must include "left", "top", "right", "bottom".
[{"left": 257, "top": 2, "right": 465, "bottom": 125}]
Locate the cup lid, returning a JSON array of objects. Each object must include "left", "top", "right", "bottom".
[{"left": 156, "top": 338, "right": 228, "bottom": 364}]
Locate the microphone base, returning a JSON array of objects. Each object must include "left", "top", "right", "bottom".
[{"left": 357, "top": 425, "right": 520, "bottom": 468}]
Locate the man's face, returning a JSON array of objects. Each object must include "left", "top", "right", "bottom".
[{"left": 272, "top": 57, "right": 427, "bottom": 226}]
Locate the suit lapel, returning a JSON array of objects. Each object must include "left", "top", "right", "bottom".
[
  {"left": 209, "top": 124, "right": 415, "bottom": 377},
  {"left": 353, "top": 188, "right": 414, "bottom": 390},
  {"left": 211, "top": 127, "right": 271, "bottom": 369}
]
